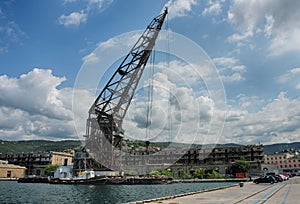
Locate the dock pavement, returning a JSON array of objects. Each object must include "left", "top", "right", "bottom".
[{"left": 130, "top": 176, "right": 300, "bottom": 204}]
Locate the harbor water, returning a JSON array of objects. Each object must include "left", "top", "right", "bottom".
[{"left": 0, "top": 181, "right": 237, "bottom": 203}]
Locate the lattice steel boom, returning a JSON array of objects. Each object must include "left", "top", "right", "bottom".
[{"left": 82, "top": 8, "right": 167, "bottom": 171}]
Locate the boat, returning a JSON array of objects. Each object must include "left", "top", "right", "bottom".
[
  {"left": 18, "top": 176, "right": 50, "bottom": 183},
  {"left": 49, "top": 176, "right": 109, "bottom": 185},
  {"left": 49, "top": 165, "right": 172, "bottom": 185}
]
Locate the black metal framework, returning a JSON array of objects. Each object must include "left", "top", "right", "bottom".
[{"left": 77, "top": 8, "right": 168, "bottom": 172}]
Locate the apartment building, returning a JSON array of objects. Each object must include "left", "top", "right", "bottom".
[
  {"left": 0, "top": 151, "right": 73, "bottom": 176},
  {"left": 264, "top": 150, "right": 300, "bottom": 173}
]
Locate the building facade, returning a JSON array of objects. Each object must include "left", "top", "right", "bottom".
[
  {"left": 0, "top": 160, "right": 26, "bottom": 178},
  {"left": 264, "top": 150, "right": 300, "bottom": 174},
  {"left": 0, "top": 151, "right": 73, "bottom": 176},
  {"left": 121, "top": 144, "right": 264, "bottom": 176}
]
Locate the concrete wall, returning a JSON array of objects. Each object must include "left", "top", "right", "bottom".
[{"left": 0, "top": 162, "right": 26, "bottom": 178}]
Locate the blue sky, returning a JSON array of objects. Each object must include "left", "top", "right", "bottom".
[{"left": 0, "top": 0, "right": 300, "bottom": 145}]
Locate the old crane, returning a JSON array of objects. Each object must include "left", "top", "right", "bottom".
[{"left": 73, "top": 8, "right": 168, "bottom": 173}]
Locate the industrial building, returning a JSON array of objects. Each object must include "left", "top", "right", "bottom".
[
  {"left": 121, "top": 144, "right": 264, "bottom": 176},
  {"left": 0, "top": 151, "right": 73, "bottom": 176},
  {"left": 0, "top": 160, "right": 26, "bottom": 179}
]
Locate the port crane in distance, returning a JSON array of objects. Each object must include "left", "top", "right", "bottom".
[{"left": 73, "top": 8, "right": 168, "bottom": 173}]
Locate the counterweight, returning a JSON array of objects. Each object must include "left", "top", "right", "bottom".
[{"left": 74, "top": 8, "right": 168, "bottom": 172}]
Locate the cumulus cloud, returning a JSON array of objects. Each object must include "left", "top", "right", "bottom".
[
  {"left": 227, "top": 0, "right": 300, "bottom": 55},
  {"left": 213, "top": 57, "right": 246, "bottom": 82},
  {"left": 164, "top": 0, "right": 197, "bottom": 19},
  {"left": 222, "top": 92, "right": 300, "bottom": 144},
  {"left": 123, "top": 68, "right": 215, "bottom": 144},
  {"left": 59, "top": 0, "right": 113, "bottom": 27},
  {"left": 0, "top": 68, "right": 93, "bottom": 140},
  {"left": 202, "top": 0, "right": 225, "bottom": 16},
  {"left": 58, "top": 11, "right": 87, "bottom": 27}
]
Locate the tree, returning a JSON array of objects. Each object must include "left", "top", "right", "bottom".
[
  {"left": 193, "top": 168, "right": 205, "bottom": 179},
  {"left": 230, "top": 159, "right": 250, "bottom": 175},
  {"left": 193, "top": 168, "right": 224, "bottom": 179},
  {"left": 44, "top": 164, "right": 60, "bottom": 176}
]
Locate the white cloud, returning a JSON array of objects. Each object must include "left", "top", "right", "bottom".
[
  {"left": 87, "top": 0, "right": 113, "bottom": 12},
  {"left": 58, "top": 11, "right": 87, "bottom": 27},
  {"left": 221, "top": 92, "right": 300, "bottom": 144},
  {"left": 202, "top": 0, "right": 225, "bottom": 16},
  {"left": 164, "top": 0, "right": 197, "bottom": 19},
  {"left": 0, "top": 68, "right": 93, "bottom": 140},
  {"left": 277, "top": 68, "right": 300, "bottom": 90},
  {"left": 123, "top": 68, "right": 215, "bottom": 144},
  {"left": 59, "top": 0, "right": 113, "bottom": 27},
  {"left": 82, "top": 52, "right": 100, "bottom": 64},
  {"left": 213, "top": 57, "right": 246, "bottom": 82},
  {"left": 227, "top": 0, "right": 300, "bottom": 55},
  {"left": 0, "top": 8, "right": 26, "bottom": 53}
]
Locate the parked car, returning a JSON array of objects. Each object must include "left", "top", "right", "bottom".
[
  {"left": 253, "top": 176, "right": 276, "bottom": 184},
  {"left": 273, "top": 175, "right": 283, "bottom": 182},
  {"left": 276, "top": 174, "right": 287, "bottom": 181},
  {"left": 284, "top": 172, "right": 293, "bottom": 178}
]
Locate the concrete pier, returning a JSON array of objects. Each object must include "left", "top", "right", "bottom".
[{"left": 130, "top": 177, "right": 300, "bottom": 204}]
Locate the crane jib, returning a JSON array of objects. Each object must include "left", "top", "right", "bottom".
[{"left": 82, "top": 8, "right": 168, "bottom": 171}]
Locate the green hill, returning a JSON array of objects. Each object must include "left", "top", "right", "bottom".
[
  {"left": 0, "top": 140, "right": 82, "bottom": 153},
  {"left": 263, "top": 142, "right": 300, "bottom": 155},
  {"left": 0, "top": 139, "right": 299, "bottom": 155}
]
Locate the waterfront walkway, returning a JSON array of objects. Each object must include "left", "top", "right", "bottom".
[{"left": 131, "top": 177, "right": 300, "bottom": 204}]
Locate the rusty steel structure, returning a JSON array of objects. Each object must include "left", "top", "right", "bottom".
[{"left": 73, "top": 8, "right": 168, "bottom": 172}]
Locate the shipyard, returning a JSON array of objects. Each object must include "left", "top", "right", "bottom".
[{"left": 1, "top": 1, "right": 300, "bottom": 204}]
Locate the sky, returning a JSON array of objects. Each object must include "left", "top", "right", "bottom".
[{"left": 0, "top": 0, "right": 300, "bottom": 145}]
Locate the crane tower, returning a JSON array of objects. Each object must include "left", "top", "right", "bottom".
[{"left": 73, "top": 8, "right": 168, "bottom": 172}]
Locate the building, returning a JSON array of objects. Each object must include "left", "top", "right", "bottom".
[
  {"left": 178, "top": 145, "right": 264, "bottom": 165},
  {"left": 264, "top": 149, "right": 300, "bottom": 174},
  {"left": 0, "top": 160, "right": 26, "bottom": 179},
  {"left": 121, "top": 144, "right": 264, "bottom": 176},
  {"left": 0, "top": 151, "right": 73, "bottom": 176}
]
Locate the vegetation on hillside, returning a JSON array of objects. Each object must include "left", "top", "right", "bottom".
[
  {"left": 0, "top": 140, "right": 82, "bottom": 153},
  {"left": 0, "top": 139, "right": 299, "bottom": 155}
]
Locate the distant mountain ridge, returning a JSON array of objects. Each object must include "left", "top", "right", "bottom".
[
  {"left": 0, "top": 140, "right": 299, "bottom": 155},
  {"left": 0, "top": 140, "right": 82, "bottom": 153}
]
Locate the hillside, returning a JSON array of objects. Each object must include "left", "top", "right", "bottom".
[
  {"left": 0, "top": 139, "right": 299, "bottom": 155},
  {"left": 0, "top": 140, "right": 82, "bottom": 153},
  {"left": 263, "top": 142, "right": 300, "bottom": 154}
]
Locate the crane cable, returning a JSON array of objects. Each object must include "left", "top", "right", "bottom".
[
  {"left": 146, "top": 49, "right": 155, "bottom": 140},
  {"left": 166, "top": 11, "right": 172, "bottom": 142},
  {"left": 145, "top": 12, "right": 170, "bottom": 141}
]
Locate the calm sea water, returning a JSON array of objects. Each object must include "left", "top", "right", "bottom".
[{"left": 0, "top": 181, "right": 236, "bottom": 203}]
